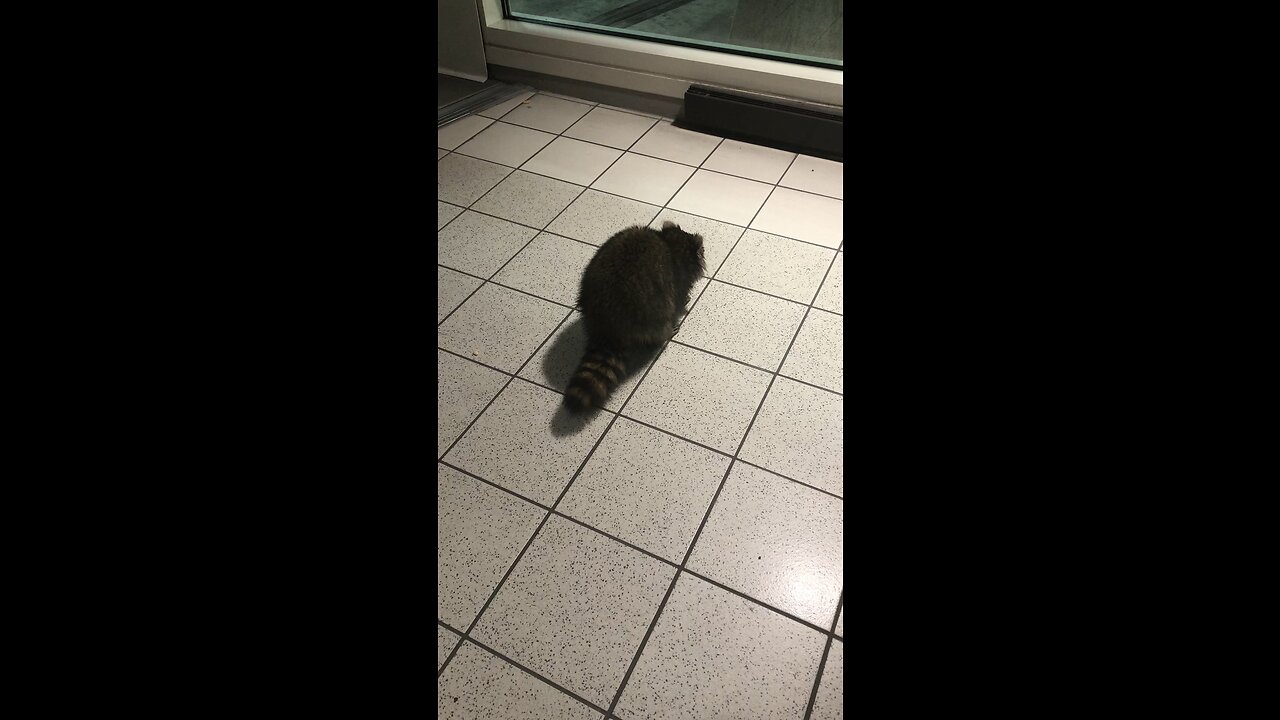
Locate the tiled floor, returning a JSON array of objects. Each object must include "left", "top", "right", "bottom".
[{"left": 439, "top": 90, "right": 843, "bottom": 719}]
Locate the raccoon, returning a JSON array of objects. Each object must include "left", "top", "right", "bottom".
[{"left": 564, "top": 222, "right": 706, "bottom": 411}]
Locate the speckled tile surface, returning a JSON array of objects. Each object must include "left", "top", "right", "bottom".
[
  {"left": 686, "top": 462, "right": 843, "bottom": 627},
  {"left": 702, "top": 139, "right": 796, "bottom": 184},
  {"left": 739, "top": 376, "right": 844, "bottom": 496},
  {"left": 438, "top": 152, "right": 513, "bottom": 207},
  {"left": 438, "top": 114, "right": 495, "bottom": 150},
  {"left": 623, "top": 342, "right": 772, "bottom": 454},
  {"left": 438, "top": 642, "right": 603, "bottom": 720},
  {"left": 516, "top": 311, "right": 657, "bottom": 412},
  {"left": 591, "top": 152, "right": 695, "bottom": 206},
  {"left": 436, "top": 464, "right": 545, "bottom": 629},
  {"left": 750, "top": 186, "right": 843, "bottom": 249},
  {"left": 780, "top": 309, "right": 843, "bottom": 392},
  {"left": 564, "top": 106, "right": 658, "bottom": 149},
  {"left": 438, "top": 267, "right": 483, "bottom": 324},
  {"left": 648, "top": 209, "right": 745, "bottom": 276},
  {"left": 493, "top": 232, "right": 597, "bottom": 306},
  {"left": 780, "top": 153, "right": 844, "bottom": 200},
  {"left": 456, "top": 121, "right": 558, "bottom": 168},
  {"left": 667, "top": 169, "right": 774, "bottom": 226},
  {"left": 613, "top": 573, "right": 826, "bottom": 720},
  {"left": 472, "top": 170, "right": 583, "bottom": 229},
  {"left": 471, "top": 514, "right": 676, "bottom": 708},
  {"left": 437, "top": 350, "right": 507, "bottom": 457},
  {"left": 545, "top": 189, "right": 661, "bottom": 246},
  {"left": 835, "top": 607, "right": 844, "bottom": 636},
  {"left": 437, "top": 284, "right": 568, "bottom": 374},
  {"left": 444, "top": 379, "right": 612, "bottom": 505},
  {"left": 716, "top": 229, "right": 836, "bottom": 304},
  {"left": 438, "top": 624, "right": 460, "bottom": 670},
  {"left": 629, "top": 120, "right": 721, "bottom": 166},
  {"left": 522, "top": 136, "right": 622, "bottom": 186},
  {"left": 437, "top": 200, "right": 463, "bottom": 231},
  {"left": 559, "top": 417, "right": 731, "bottom": 563},
  {"left": 437, "top": 210, "right": 539, "bottom": 278},
  {"left": 501, "top": 93, "right": 593, "bottom": 134},
  {"left": 438, "top": 89, "right": 844, "bottom": 714},
  {"left": 813, "top": 251, "right": 844, "bottom": 313},
  {"left": 810, "top": 640, "right": 844, "bottom": 720},
  {"left": 678, "top": 281, "right": 808, "bottom": 371}
]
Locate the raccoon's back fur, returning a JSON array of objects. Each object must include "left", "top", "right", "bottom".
[{"left": 564, "top": 222, "right": 706, "bottom": 411}]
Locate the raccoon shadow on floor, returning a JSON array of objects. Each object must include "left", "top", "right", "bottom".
[{"left": 544, "top": 314, "right": 661, "bottom": 438}]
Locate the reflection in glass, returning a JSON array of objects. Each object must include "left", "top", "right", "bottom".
[{"left": 506, "top": 0, "right": 843, "bottom": 69}]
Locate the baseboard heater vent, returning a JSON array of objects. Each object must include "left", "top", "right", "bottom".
[{"left": 677, "top": 86, "right": 842, "bottom": 162}]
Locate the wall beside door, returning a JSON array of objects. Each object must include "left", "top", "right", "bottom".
[{"left": 439, "top": 0, "right": 488, "bottom": 82}]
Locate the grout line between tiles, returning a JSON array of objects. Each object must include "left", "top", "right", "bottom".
[
  {"left": 681, "top": 567, "right": 835, "bottom": 636},
  {"left": 446, "top": 148, "right": 840, "bottom": 252},
  {"left": 705, "top": 276, "right": 842, "bottom": 313},
  {"left": 437, "top": 306, "right": 572, "bottom": 462},
  {"left": 449, "top": 634, "right": 614, "bottom": 717},
  {"left": 447, "top": 121, "right": 842, "bottom": 250},
  {"left": 435, "top": 115, "right": 665, "bottom": 691},
  {"left": 438, "top": 96, "right": 843, "bottom": 715},
  {"left": 483, "top": 115, "right": 841, "bottom": 202},
  {"left": 803, "top": 634, "right": 836, "bottom": 720}
]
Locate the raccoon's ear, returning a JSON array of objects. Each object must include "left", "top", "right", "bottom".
[
  {"left": 662, "top": 221, "right": 679, "bottom": 232},
  {"left": 693, "top": 234, "right": 703, "bottom": 248}
]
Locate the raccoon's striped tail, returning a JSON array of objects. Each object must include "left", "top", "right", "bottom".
[{"left": 564, "top": 345, "right": 627, "bottom": 411}]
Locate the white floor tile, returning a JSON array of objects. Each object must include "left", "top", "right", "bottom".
[
  {"left": 494, "top": 232, "right": 597, "bottom": 306},
  {"left": 810, "top": 640, "right": 843, "bottom": 720},
  {"left": 436, "top": 463, "right": 545, "bottom": 628},
  {"left": 438, "top": 642, "right": 601, "bottom": 720},
  {"left": 591, "top": 153, "right": 694, "bottom": 206},
  {"left": 667, "top": 170, "right": 773, "bottom": 226},
  {"left": 629, "top": 121, "right": 721, "bottom": 166},
  {"left": 780, "top": 154, "right": 843, "bottom": 199},
  {"left": 624, "top": 342, "right": 772, "bottom": 455},
  {"left": 438, "top": 114, "right": 494, "bottom": 150},
  {"left": 678, "top": 281, "right": 807, "bottom": 371},
  {"left": 613, "top": 573, "right": 825, "bottom": 720},
  {"left": 547, "top": 189, "right": 662, "bottom": 246},
  {"left": 701, "top": 139, "right": 796, "bottom": 184},
  {"left": 456, "top": 121, "right": 557, "bottom": 167},
  {"left": 780, "top": 309, "right": 843, "bottom": 393},
  {"left": 471, "top": 514, "right": 676, "bottom": 708},
  {"left": 437, "top": 351, "right": 507, "bottom": 457},
  {"left": 444, "top": 379, "right": 611, "bottom": 505},
  {"left": 472, "top": 170, "right": 583, "bottom": 229},
  {"left": 437, "top": 284, "right": 569, "bottom": 374},
  {"left": 438, "top": 200, "right": 463, "bottom": 230},
  {"left": 522, "top": 136, "right": 622, "bottom": 186},
  {"left": 437, "top": 625, "right": 459, "bottom": 671},
  {"left": 438, "top": 153, "right": 513, "bottom": 207},
  {"left": 437, "top": 148, "right": 448, "bottom": 160},
  {"left": 686, "top": 462, "right": 843, "bottom": 627},
  {"left": 438, "top": 267, "right": 482, "bottom": 323},
  {"left": 564, "top": 106, "right": 658, "bottom": 149},
  {"left": 813, "top": 252, "right": 843, "bottom": 313},
  {"left": 715, "top": 230, "right": 836, "bottom": 304},
  {"left": 750, "top": 186, "right": 843, "bottom": 249},
  {"left": 501, "top": 94, "right": 593, "bottom": 134},
  {"left": 437, "top": 210, "right": 539, "bottom": 278},
  {"left": 739, "top": 377, "right": 843, "bottom": 496},
  {"left": 559, "top": 417, "right": 731, "bottom": 563}
]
